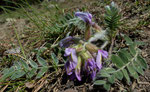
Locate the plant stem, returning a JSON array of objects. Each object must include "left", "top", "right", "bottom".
[
  {"left": 85, "top": 25, "right": 91, "bottom": 40},
  {"left": 108, "top": 30, "right": 119, "bottom": 57},
  {"left": 108, "top": 37, "right": 115, "bottom": 56},
  {"left": 14, "top": 25, "right": 26, "bottom": 59}
]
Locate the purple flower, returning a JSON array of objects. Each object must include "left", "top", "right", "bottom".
[
  {"left": 75, "top": 12, "right": 94, "bottom": 25},
  {"left": 84, "top": 58, "right": 97, "bottom": 80},
  {"left": 96, "top": 50, "right": 108, "bottom": 70},
  {"left": 64, "top": 47, "right": 108, "bottom": 81},
  {"left": 59, "top": 36, "right": 80, "bottom": 48},
  {"left": 64, "top": 48, "right": 82, "bottom": 81},
  {"left": 65, "top": 48, "right": 78, "bottom": 74}
]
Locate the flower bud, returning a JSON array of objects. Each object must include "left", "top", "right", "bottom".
[
  {"left": 85, "top": 43, "right": 99, "bottom": 54},
  {"left": 80, "top": 50, "right": 92, "bottom": 60}
]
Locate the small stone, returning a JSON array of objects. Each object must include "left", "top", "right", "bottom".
[{"left": 4, "top": 47, "right": 20, "bottom": 54}]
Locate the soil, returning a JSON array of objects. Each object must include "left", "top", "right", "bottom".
[{"left": 0, "top": 0, "right": 150, "bottom": 92}]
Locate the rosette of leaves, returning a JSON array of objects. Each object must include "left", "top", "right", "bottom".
[
  {"left": 94, "top": 35, "right": 148, "bottom": 91},
  {"left": 104, "top": 2, "right": 121, "bottom": 39}
]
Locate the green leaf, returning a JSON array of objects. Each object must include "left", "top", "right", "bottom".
[
  {"left": 124, "top": 35, "right": 133, "bottom": 45},
  {"left": 10, "top": 70, "right": 25, "bottom": 80},
  {"left": 127, "top": 64, "right": 139, "bottom": 79},
  {"left": 104, "top": 1, "right": 120, "bottom": 31},
  {"left": 0, "top": 66, "right": 15, "bottom": 82},
  {"left": 27, "top": 68, "right": 37, "bottom": 78},
  {"left": 103, "top": 68, "right": 116, "bottom": 73},
  {"left": 28, "top": 59, "right": 38, "bottom": 69},
  {"left": 108, "top": 75, "right": 115, "bottom": 84},
  {"left": 100, "top": 72, "right": 111, "bottom": 78},
  {"left": 2, "top": 68, "right": 9, "bottom": 74},
  {"left": 137, "top": 55, "right": 148, "bottom": 69},
  {"left": 135, "top": 41, "right": 145, "bottom": 46},
  {"left": 20, "top": 59, "right": 30, "bottom": 71},
  {"left": 122, "top": 69, "right": 130, "bottom": 84},
  {"left": 36, "top": 67, "right": 48, "bottom": 79},
  {"left": 111, "top": 55, "right": 124, "bottom": 68},
  {"left": 14, "top": 62, "right": 22, "bottom": 69},
  {"left": 118, "top": 50, "right": 129, "bottom": 64},
  {"left": 37, "top": 47, "right": 47, "bottom": 56},
  {"left": 104, "top": 83, "right": 111, "bottom": 91},
  {"left": 133, "top": 60, "right": 144, "bottom": 75},
  {"left": 51, "top": 52, "right": 59, "bottom": 65},
  {"left": 94, "top": 80, "right": 106, "bottom": 85},
  {"left": 37, "top": 56, "right": 48, "bottom": 66},
  {"left": 114, "top": 71, "right": 123, "bottom": 80},
  {"left": 129, "top": 43, "right": 137, "bottom": 56},
  {"left": 121, "top": 49, "right": 132, "bottom": 60}
]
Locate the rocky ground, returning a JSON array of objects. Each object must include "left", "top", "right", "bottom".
[{"left": 0, "top": 0, "right": 150, "bottom": 92}]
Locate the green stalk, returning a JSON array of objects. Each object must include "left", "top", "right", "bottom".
[{"left": 14, "top": 25, "right": 26, "bottom": 59}]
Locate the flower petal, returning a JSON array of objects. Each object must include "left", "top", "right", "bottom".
[
  {"left": 75, "top": 69, "right": 81, "bottom": 81},
  {"left": 100, "top": 50, "right": 108, "bottom": 58},
  {"left": 91, "top": 70, "right": 96, "bottom": 80},
  {"left": 96, "top": 50, "right": 102, "bottom": 70},
  {"left": 86, "top": 58, "right": 97, "bottom": 80},
  {"left": 70, "top": 49, "right": 78, "bottom": 66},
  {"left": 64, "top": 48, "right": 73, "bottom": 56},
  {"left": 59, "top": 36, "right": 80, "bottom": 48},
  {"left": 65, "top": 61, "right": 73, "bottom": 75},
  {"left": 75, "top": 12, "right": 93, "bottom": 25}
]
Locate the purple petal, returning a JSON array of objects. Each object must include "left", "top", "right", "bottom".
[
  {"left": 70, "top": 73, "right": 76, "bottom": 80},
  {"left": 75, "top": 12, "right": 93, "bottom": 25},
  {"left": 59, "top": 36, "right": 80, "bottom": 48},
  {"left": 65, "top": 61, "right": 73, "bottom": 75},
  {"left": 64, "top": 48, "right": 73, "bottom": 56},
  {"left": 87, "top": 58, "right": 94, "bottom": 66},
  {"left": 87, "top": 13, "right": 92, "bottom": 19},
  {"left": 75, "top": 68, "right": 81, "bottom": 81},
  {"left": 96, "top": 50, "right": 102, "bottom": 70},
  {"left": 86, "top": 58, "right": 97, "bottom": 80},
  {"left": 91, "top": 70, "right": 96, "bottom": 80},
  {"left": 70, "top": 48, "right": 78, "bottom": 64},
  {"left": 99, "top": 50, "right": 108, "bottom": 58}
]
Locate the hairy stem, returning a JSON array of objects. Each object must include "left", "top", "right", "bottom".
[{"left": 85, "top": 25, "right": 91, "bottom": 40}]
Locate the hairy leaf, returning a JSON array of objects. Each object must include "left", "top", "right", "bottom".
[
  {"left": 36, "top": 67, "right": 48, "bottom": 79},
  {"left": 124, "top": 35, "right": 133, "bottom": 45},
  {"left": 104, "top": 83, "right": 111, "bottom": 91},
  {"left": 127, "top": 64, "right": 139, "bottom": 79},
  {"left": 0, "top": 66, "right": 15, "bottom": 82},
  {"left": 20, "top": 59, "right": 30, "bottom": 71},
  {"left": 108, "top": 75, "right": 115, "bottom": 84},
  {"left": 137, "top": 55, "right": 148, "bottom": 69},
  {"left": 37, "top": 56, "right": 48, "bottom": 66},
  {"left": 111, "top": 55, "right": 124, "bottom": 68},
  {"left": 28, "top": 59, "right": 38, "bottom": 69},
  {"left": 122, "top": 69, "right": 130, "bottom": 84},
  {"left": 51, "top": 52, "right": 59, "bottom": 65},
  {"left": 94, "top": 80, "right": 106, "bottom": 85},
  {"left": 114, "top": 71, "right": 123, "bottom": 80}
]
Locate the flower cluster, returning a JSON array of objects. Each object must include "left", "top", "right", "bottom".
[
  {"left": 63, "top": 45, "right": 108, "bottom": 81},
  {"left": 60, "top": 37, "right": 108, "bottom": 81},
  {"left": 60, "top": 12, "right": 108, "bottom": 81}
]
